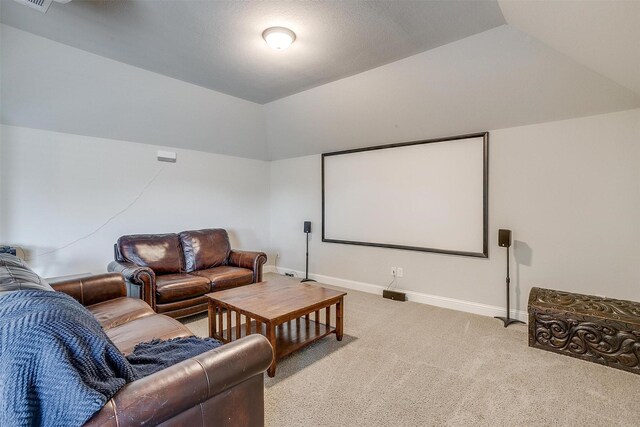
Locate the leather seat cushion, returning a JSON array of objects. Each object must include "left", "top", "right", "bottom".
[
  {"left": 155, "top": 273, "right": 211, "bottom": 303},
  {"left": 155, "top": 296, "right": 209, "bottom": 319},
  {"left": 117, "top": 233, "right": 184, "bottom": 274},
  {"left": 87, "top": 297, "right": 155, "bottom": 330},
  {"left": 107, "top": 314, "right": 193, "bottom": 355},
  {"left": 190, "top": 266, "right": 253, "bottom": 291},
  {"left": 179, "top": 229, "right": 231, "bottom": 272}
]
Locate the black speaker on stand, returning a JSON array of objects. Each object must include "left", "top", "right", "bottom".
[
  {"left": 301, "top": 221, "right": 316, "bottom": 283},
  {"left": 495, "top": 229, "right": 525, "bottom": 327}
]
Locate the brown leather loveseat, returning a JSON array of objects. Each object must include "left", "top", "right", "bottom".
[
  {"left": 47, "top": 273, "right": 273, "bottom": 427},
  {"left": 108, "top": 229, "right": 267, "bottom": 318}
]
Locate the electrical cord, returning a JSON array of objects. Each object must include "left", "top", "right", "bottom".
[
  {"left": 26, "top": 165, "right": 167, "bottom": 261},
  {"left": 386, "top": 272, "right": 398, "bottom": 290}
]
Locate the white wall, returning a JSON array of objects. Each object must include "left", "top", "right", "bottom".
[
  {"left": 270, "top": 109, "right": 640, "bottom": 318},
  {"left": 0, "top": 125, "right": 271, "bottom": 278},
  {"left": 0, "top": 23, "right": 273, "bottom": 279},
  {"left": 2, "top": 20, "right": 639, "bottom": 321},
  {"left": 0, "top": 10, "right": 5, "bottom": 236},
  {"left": 0, "top": 24, "right": 267, "bottom": 160}
]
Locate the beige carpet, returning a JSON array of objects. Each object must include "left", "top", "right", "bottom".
[{"left": 183, "top": 273, "right": 640, "bottom": 426}]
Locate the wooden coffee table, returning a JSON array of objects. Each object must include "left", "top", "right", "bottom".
[{"left": 206, "top": 276, "right": 346, "bottom": 377}]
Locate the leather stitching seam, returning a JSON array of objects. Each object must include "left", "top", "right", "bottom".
[{"left": 194, "top": 358, "right": 211, "bottom": 399}]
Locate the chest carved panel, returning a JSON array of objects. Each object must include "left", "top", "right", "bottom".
[{"left": 528, "top": 287, "right": 640, "bottom": 375}]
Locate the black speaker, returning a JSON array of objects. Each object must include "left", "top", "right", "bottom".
[
  {"left": 301, "top": 221, "right": 315, "bottom": 282},
  {"left": 498, "top": 229, "right": 512, "bottom": 248}
]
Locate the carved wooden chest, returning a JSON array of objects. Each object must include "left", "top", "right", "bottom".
[{"left": 528, "top": 287, "right": 640, "bottom": 375}]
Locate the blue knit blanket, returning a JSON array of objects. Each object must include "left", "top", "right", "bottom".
[
  {"left": 0, "top": 290, "right": 222, "bottom": 427},
  {"left": 0, "top": 290, "right": 135, "bottom": 426}
]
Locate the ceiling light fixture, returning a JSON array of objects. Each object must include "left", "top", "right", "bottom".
[{"left": 262, "top": 27, "right": 296, "bottom": 51}]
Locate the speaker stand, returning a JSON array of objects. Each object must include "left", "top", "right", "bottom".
[
  {"left": 301, "top": 232, "right": 316, "bottom": 283},
  {"left": 495, "top": 246, "right": 524, "bottom": 327}
]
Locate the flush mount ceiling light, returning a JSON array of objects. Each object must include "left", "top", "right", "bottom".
[{"left": 262, "top": 27, "right": 296, "bottom": 51}]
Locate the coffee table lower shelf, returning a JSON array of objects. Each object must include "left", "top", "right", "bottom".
[{"left": 216, "top": 318, "right": 335, "bottom": 360}]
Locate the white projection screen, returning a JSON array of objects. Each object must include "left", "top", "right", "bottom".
[{"left": 322, "top": 133, "right": 488, "bottom": 257}]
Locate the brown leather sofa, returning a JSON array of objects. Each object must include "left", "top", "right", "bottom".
[
  {"left": 108, "top": 229, "right": 267, "bottom": 318},
  {"left": 48, "top": 273, "right": 273, "bottom": 427}
]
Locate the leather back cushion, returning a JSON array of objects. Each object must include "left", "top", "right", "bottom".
[
  {"left": 179, "top": 229, "right": 231, "bottom": 272},
  {"left": 117, "top": 234, "right": 184, "bottom": 274},
  {"left": 0, "top": 254, "right": 54, "bottom": 295}
]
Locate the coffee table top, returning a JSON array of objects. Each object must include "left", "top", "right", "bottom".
[{"left": 205, "top": 276, "right": 346, "bottom": 323}]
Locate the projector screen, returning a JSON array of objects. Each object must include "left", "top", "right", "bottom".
[{"left": 322, "top": 133, "right": 488, "bottom": 257}]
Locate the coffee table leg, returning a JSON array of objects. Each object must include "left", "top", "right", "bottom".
[
  {"left": 266, "top": 322, "right": 277, "bottom": 377},
  {"left": 208, "top": 302, "right": 216, "bottom": 338},
  {"left": 336, "top": 298, "right": 344, "bottom": 341}
]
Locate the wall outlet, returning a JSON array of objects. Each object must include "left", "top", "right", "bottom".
[
  {"left": 397, "top": 267, "right": 404, "bottom": 278},
  {"left": 391, "top": 267, "right": 397, "bottom": 276}
]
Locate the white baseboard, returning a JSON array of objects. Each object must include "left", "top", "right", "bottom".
[{"left": 267, "top": 266, "right": 528, "bottom": 323}]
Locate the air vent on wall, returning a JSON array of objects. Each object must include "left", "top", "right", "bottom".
[{"left": 12, "top": 0, "right": 71, "bottom": 14}]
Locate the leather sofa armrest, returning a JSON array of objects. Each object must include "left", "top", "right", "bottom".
[
  {"left": 85, "top": 335, "right": 273, "bottom": 427},
  {"left": 107, "top": 261, "right": 156, "bottom": 309},
  {"left": 48, "top": 273, "right": 127, "bottom": 307},
  {"left": 229, "top": 250, "right": 267, "bottom": 283}
]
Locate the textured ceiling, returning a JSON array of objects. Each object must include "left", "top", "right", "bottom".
[
  {"left": 2, "top": 1, "right": 639, "bottom": 161},
  {"left": 0, "top": 0, "right": 506, "bottom": 104}
]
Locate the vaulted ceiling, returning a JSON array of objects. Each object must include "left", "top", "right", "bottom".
[
  {"left": 0, "top": 0, "right": 506, "bottom": 104},
  {"left": 1, "top": 0, "right": 639, "bottom": 160},
  {"left": 499, "top": 0, "right": 640, "bottom": 97}
]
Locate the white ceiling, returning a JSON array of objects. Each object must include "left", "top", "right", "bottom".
[
  {"left": 0, "top": 0, "right": 506, "bottom": 104},
  {"left": 499, "top": 0, "right": 640, "bottom": 96},
  {"left": 1, "top": 0, "right": 639, "bottom": 161},
  {"left": 264, "top": 24, "right": 640, "bottom": 160}
]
